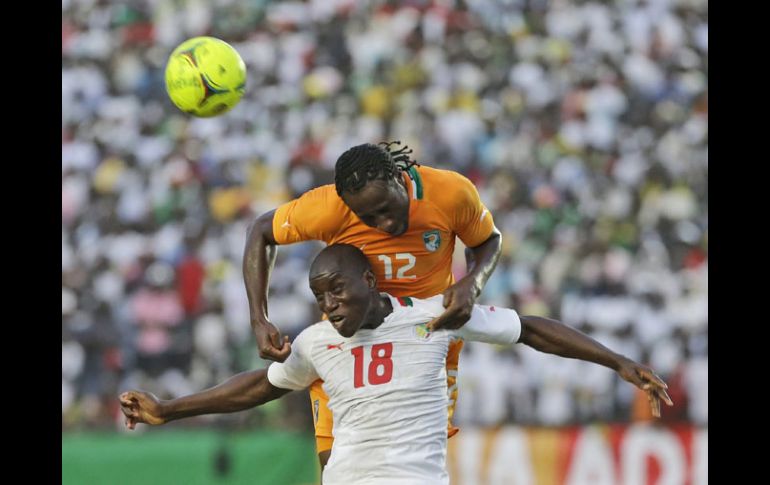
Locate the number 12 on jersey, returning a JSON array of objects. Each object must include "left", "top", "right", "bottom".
[
  {"left": 351, "top": 343, "right": 393, "bottom": 388},
  {"left": 378, "top": 253, "right": 416, "bottom": 280}
]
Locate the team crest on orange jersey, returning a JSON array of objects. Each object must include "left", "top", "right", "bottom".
[{"left": 423, "top": 230, "right": 441, "bottom": 252}]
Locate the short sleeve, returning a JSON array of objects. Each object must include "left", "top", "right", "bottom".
[
  {"left": 267, "top": 330, "right": 320, "bottom": 390},
  {"left": 272, "top": 185, "right": 346, "bottom": 244},
  {"left": 453, "top": 304, "right": 521, "bottom": 345},
  {"left": 445, "top": 173, "right": 496, "bottom": 248}
]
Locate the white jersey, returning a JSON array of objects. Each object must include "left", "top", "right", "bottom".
[{"left": 267, "top": 294, "right": 521, "bottom": 485}]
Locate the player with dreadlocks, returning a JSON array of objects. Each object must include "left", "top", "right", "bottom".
[{"left": 243, "top": 141, "right": 502, "bottom": 469}]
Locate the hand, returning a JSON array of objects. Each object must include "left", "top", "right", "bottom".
[
  {"left": 119, "top": 391, "right": 167, "bottom": 430},
  {"left": 427, "top": 278, "right": 479, "bottom": 331},
  {"left": 254, "top": 319, "right": 292, "bottom": 362},
  {"left": 615, "top": 359, "right": 674, "bottom": 418}
]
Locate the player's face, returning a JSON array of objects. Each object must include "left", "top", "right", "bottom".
[
  {"left": 309, "top": 270, "right": 373, "bottom": 337},
  {"left": 343, "top": 178, "right": 410, "bottom": 236}
]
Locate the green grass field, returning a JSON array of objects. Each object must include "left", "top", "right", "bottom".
[{"left": 62, "top": 430, "right": 319, "bottom": 485}]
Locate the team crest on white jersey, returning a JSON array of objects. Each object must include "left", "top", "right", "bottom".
[
  {"left": 413, "top": 323, "right": 432, "bottom": 340},
  {"left": 423, "top": 230, "right": 441, "bottom": 252}
]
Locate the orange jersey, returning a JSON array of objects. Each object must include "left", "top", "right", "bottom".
[
  {"left": 273, "top": 165, "right": 495, "bottom": 297},
  {"left": 274, "top": 165, "right": 496, "bottom": 455}
]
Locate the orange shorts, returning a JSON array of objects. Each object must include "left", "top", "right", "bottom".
[{"left": 309, "top": 339, "right": 464, "bottom": 453}]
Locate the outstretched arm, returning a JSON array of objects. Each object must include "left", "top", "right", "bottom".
[
  {"left": 518, "top": 315, "right": 674, "bottom": 417},
  {"left": 244, "top": 209, "right": 291, "bottom": 361},
  {"left": 428, "top": 229, "right": 502, "bottom": 331},
  {"left": 119, "top": 369, "right": 291, "bottom": 429}
]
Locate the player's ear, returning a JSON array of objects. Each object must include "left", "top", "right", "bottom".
[
  {"left": 392, "top": 172, "right": 407, "bottom": 189},
  {"left": 364, "top": 269, "right": 377, "bottom": 289}
]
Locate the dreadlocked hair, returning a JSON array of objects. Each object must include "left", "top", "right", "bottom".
[{"left": 334, "top": 141, "right": 420, "bottom": 196}]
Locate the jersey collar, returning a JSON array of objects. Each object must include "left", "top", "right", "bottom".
[{"left": 403, "top": 166, "right": 424, "bottom": 200}]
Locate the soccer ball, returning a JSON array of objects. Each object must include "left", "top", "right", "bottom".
[{"left": 164, "top": 36, "right": 247, "bottom": 117}]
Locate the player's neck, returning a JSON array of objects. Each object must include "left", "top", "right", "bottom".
[
  {"left": 399, "top": 170, "right": 412, "bottom": 205},
  {"left": 360, "top": 294, "right": 394, "bottom": 330}
]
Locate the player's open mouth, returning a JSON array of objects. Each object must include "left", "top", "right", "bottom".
[{"left": 329, "top": 315, "right": 344, "bottom": 324}]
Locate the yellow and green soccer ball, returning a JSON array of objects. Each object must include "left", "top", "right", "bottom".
[{"left": 165, "top": 36, "right": 247, "bottom": 117}]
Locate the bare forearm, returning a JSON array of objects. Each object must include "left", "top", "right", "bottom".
[
  {"left": 243, "top": 211, "right": 278, "bottom": 329},
  {"left": 464, "top": 230, "right": 502, "bottom": 295},
  {"left": 162, "top": 370, "right": 289, "bottom": 422},
  {"left": 518, "top": 316, "right": 623, "bottom": 371}
]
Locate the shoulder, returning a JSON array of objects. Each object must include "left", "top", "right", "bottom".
[
  {"left": 414, "top": 294, "right": 446, "bottom": 314},
  {"left": 274, "top": 185, "right": 352, "bottom": 242},
  {"left": 417, "top": 165, "right": 471, "bottom": 186},
  {"left": 417, "top": 166, "right": 479, "bottom": 207},
  {"left": 395, "top": 294, "right": 446, "bottom": 319},
  {"left": 297, "top": 184, "right": 347, "bottom": 209},
  {"left": 294, "top": 320, "right": 334, "bottom": 349}
]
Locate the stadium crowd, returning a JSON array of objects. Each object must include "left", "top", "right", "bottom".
[{"left": 62, "top": 0, "right": 707, "bottom": 430}]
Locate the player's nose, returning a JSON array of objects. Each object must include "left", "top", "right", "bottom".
[{"left": 322, "top": 293, "right": 339, "bottom": 311}]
